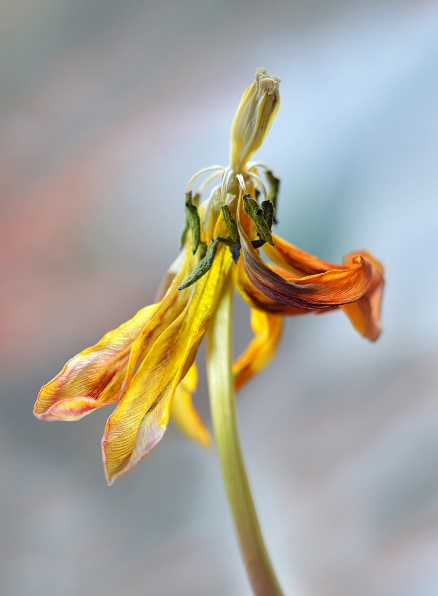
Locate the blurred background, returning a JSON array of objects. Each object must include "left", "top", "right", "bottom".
[{"left": 1, "top": 0, "right": 438, "bottom": 594}]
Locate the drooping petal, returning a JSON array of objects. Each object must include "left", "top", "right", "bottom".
[
  {"left": 33, "top": 303, "right": 159, "bottom": 421},
  {"left": 240, "top": 222, "right": 385, "bottom": 340},
  {"left": 239, "top": 224, "right": 372, "bottom": 310},
  {"left": 264, "top": 234, "right": 336, "bottom": 275},
  {"left": 341, "top": 251, "right": 385, "bottom": 341},
  {"left": 33, "top": 248, "right": 195, "bottom": 422},
  {"left": 234, "top": 257, "right": 309, "bottom": 315},
  {"left": 171, "top": 362, "right": 212, "bottom": 447},
  {"left": 233, "top": 308, "right": 283, "bottom": 392},
  {"left": 266, "top": 236, "right": 385, "bottom": 340},
  {"left": 115, "top": 246, "right": 198, "bottom": 401},
  {"left": 102, "top": 245, "right": 231, "bottom": 484}
]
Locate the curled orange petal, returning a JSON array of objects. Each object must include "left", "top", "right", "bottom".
[
  {"left": 341, "top": 251, "right": 385, "bottom": 341},
  {"left": 264, "top": 234, "right": 336, "bottom": 275},
  {"left": 239, "top": 225, "right": 372, "bottom": 310},
  {"left": 234, "top": 258, "right": 307, "bottom": 315}
]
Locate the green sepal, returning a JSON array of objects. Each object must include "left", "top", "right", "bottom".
[
  {"left": 198, "top": 240, "right": 207, "bottom": 259},
  {"left": 178, "top": 239, "right": 219, "bottom": 290},
  {"left": 242, "top": 196, "right": 275, "bottom": 246}
]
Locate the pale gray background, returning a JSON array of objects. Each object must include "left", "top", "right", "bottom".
[{"left": 1, "top": 1, "right": 438, "bottom": 595}]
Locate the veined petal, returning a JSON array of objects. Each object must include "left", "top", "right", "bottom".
[
  {"left": 171, "top": 362, "right": 212, "bottom": 448},
  {"left": 33, "top": 303, "right": 159, "bottom": 421},
  {"left": 341, "top": 251, "right": 385, "bottom": 341},
  {"left": 233, "top": 308, "right": 283, "bottom": 392},
  {"left": 234, "top": 257, "right": 309, "bottom": 315},
  {"left": 102, "top": 245, "right": 231, "bottom": 484},
  {"left": 264, "top": 234, "right": 336, "bottom": 275},
  {"left": 240, "top": 226, "right": 384, "bottom": 340},
  {"left": 239, "top": 224, "right": 372, "bottom": 310},
  {"left": 266, "top": 236, "right": 384, "bottom": 340},
  {"left": 33, "top": 248, "right": 194, "bottom": 423},
  {"left": 236, "top": 243, "right": 384, "bottom": 341},
  {"left": 120, "top": 248, "right": 194, "bottom": 399}
]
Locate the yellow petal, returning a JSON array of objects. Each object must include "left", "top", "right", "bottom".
[
  {"left": 102, "top": 244, "right": 231, "bottom": 484},
  {"left": 171, "top": 363, "right": 212, "bottom": 448},
  {"left": 233, "top": 309, "right": 284, "bottom": 392},
  {"left": 33, "top": 248, "right": 193, "bottom": 423},
  {"left": 34, "top": 303, "right": 159, "bottom": 421}
]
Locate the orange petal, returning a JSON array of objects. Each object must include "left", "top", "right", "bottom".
[
  {"left": 341, "top": 251, "right": 385, "bottom": 341},
  {"left": 264, "top": 234, "right": 336, "bottom": 275},
  {"left": 102, "top": 245, "right": 231, "bottom": 484},
  {"left": 236, "top": 233, "right": 385, "bottom": 341},
  {"left": 234, "top": 256, "right": 309, "bottom": 315},
  {"left": 239, "top": 225, "right": 372, "bottom": 310},
  {"left": 233, "top": 308, "right": 283, "bottom": 392},
  {"left": 171, "top": 362, "right": 212, "bottom": 448},
  {"left": 34, "top": 303, "right": 159, "bottom": 421}
]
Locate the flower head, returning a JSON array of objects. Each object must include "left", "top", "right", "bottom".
[{"left": 34, "top": 69, "right": 384, "bottom": 485}]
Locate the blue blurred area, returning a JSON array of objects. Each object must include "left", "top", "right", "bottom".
[{"left": 1, "top": 1, "right": 437, "bottom": 595}]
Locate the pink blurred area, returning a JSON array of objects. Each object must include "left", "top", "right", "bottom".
[{"left": 1, "top": 1, "right": 438, "bottom": 595}]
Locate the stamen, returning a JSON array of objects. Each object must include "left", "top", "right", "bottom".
[
  {"left": 220, "top": 168, "right": 234, "bottom": 202},
  {"left": 221, "top": 205, "right": 239, "bottom": 244},
  {"left": 242, "top": 196, "right": 275, "bottom": 246},
  {"left": 187, "top": 165, "right": 225, "bottom": 193},
  {"left": 178, "top": 239, "right": 219, "bottom": 290},
  {"left": 230, "top": 242, "right": 241, "bottom": 264},
  {"left": 236, "top": 173, "right": 246, "bottom": 191},
  {"left": 184, "top": 195, "right": 201, "bottom": 254},
  {"left": 246, "top": 171, "right": 268, "bottom": 200},
  {"left": 265, "top": 169, "right": 280, "bottom": 224},
  {"left": 247, "top": 162, "right": 270, "bottom": 173},
  {"left": 261, "top": 200, "right": 275, "bottom": 229},
  {"left": 198, "top": 170, "right": 224, "bottom": 193}
]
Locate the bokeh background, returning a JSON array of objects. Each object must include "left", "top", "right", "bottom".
[{"left": 1, "top": 1, "right": 438, "bottom": 594}]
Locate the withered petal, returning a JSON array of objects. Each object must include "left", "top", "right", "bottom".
[
  {"left": 171, "top": 362, "right": 212, "bottom": 448},
  {"left": 341, "top": 251, "right": 385, "bottom": 341},
  {"left": 102, "top": 245, "right": 231, "bottom": 484},
  {"left": 239, "top": 225, "right": 372, "bottom": 310},
  {"left": 233, "top": 308, "right": 283, "bottom": 391},
  {"left": 34, "top": 248, "right": 195, "bottom": 423},
  {"left": 34, "top": 303, "right": 159, "bottom": 421},
  {"left": 264, "top": 234, "right": 336, "bottom": 275},
  {"left": 234, "top": 258, "right": 308, "bottom": 315}
]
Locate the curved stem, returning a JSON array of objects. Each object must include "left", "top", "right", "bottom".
[{"left": 207, "top": 274, "right": 283, "bottom": 596}]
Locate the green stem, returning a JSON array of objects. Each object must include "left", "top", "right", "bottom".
[{"left": 207, "top": 274, "right": 283, "bottom": 596}]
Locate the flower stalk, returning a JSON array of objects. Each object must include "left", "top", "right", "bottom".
[{"left": 207, "top": 273, "right": 283, "bottom": 596}]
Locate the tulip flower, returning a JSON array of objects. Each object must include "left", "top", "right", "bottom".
[{"left": 35, "top": 69, "right": 384, "bottom": 595}]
